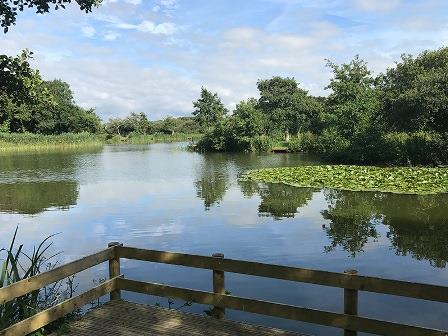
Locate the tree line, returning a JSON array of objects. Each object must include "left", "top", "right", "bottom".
[
  {"left": 0, "top": 50, "right": 201, "bottom": 138},
  {"left": 192, "top": 47, "right": 448, "bottom": 165}
]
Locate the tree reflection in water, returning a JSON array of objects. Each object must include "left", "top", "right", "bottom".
[{"left": 322, "top": 190, "right": 448, "bottom": 267}]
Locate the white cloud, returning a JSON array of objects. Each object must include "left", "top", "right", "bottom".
[
  {"left": 111, "top": 19, "right": 177, "bottom": 35},
  {"left": 354, "top": 0, "right": 402, "bottom": 12},
  {"left": 81, "top": 25, "right": 96, "bottom": 38},
  {"left": 103, "top": 31, "right": 121, "bottom": 41}
]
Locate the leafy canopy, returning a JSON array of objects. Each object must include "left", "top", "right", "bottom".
[
  {"left": 192, "top": 87, "right": 227, "bottom": 131},
  {"left": 0, "top": 0, "right": 101, "bottom": 32}
]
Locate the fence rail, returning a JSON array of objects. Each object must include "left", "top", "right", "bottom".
[{"left": 1, "top": 243, "right": 447, "bottom": 336}]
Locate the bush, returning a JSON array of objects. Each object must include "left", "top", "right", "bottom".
[
  {"left": 287, "top": 132, "right": 316, "bottom": 152},
  {"left": 381, "top": 132, "right": 448, "bottom": 165}
]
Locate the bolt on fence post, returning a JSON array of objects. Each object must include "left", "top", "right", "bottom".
[
  {"left": 108, "top": 242, "right": 122, "bottom": 301},
  {"left": 344, "top": 269, "right": 358, "bottom": 336},
  {"left": 212, "top": 252, "right": 225, "bottom": 319}
]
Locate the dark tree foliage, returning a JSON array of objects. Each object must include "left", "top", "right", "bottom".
[
  {"left": 0, "top": 50, "right": 102, "bottom": 134},
  {"left": 379, "top": 47, "right": 448, "bottom": 133},
  {"left": 257, "top": 76, "right": 323, "bottom": 137},
  {"left": 192, "top": 87, "right": 227, "bottom": 132},
  {"left": 0, "top": 0, "right": 101, "bottom": 32}
]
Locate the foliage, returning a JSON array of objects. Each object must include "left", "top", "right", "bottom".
[
  {"left": 192, "top": 87, "right": 227, "bottom": 132},
  {"left": 0, "top": 0, "right": 101, "bottom": 32},
  {"left": 0, "top": 51, "right": 102, "bottom": 135},
  {"left": 378, "top": 47, "right": 448, "bottom": 133},
  {"left": 104, "top": 112, "right": 151, "bottom": 137},
  {"left": 0, "top": 227, "right": 78, "bottom": 333},
  {"left": 257, "top": 76, "right": 323, "bottom": 137},
  {"left": 241, "top": 165, "right": 448, "bottom": 195},
  {"left": 0, "top": 132, "right": 104, "bottom": 151}
]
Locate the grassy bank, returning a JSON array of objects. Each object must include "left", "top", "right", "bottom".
[
  {"left": 0, "top": 132, "right": 202, "bottom": 152},
  {"left": 0, "top": 132, "right": 105, "bottom": 152},
  {"left": 107, "top": 133, "right": 202, "bottom": 144},
  {"left": 241, "top": 165, "right": 448, "bottom": 194}
]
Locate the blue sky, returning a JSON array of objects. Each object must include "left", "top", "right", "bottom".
[{"left": 1, "top": 0, "right": 447, "bottom": 120}]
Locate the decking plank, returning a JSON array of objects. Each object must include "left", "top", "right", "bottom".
[{"left": 61, "top": 300, "right": 309, "bottom": 336}]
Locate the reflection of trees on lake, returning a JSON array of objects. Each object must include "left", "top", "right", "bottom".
[
  {"left": 194, "top": 154, "right": 230, "bottom": 210},
  {"left": 258, "top": 184, "right": 314, "bottom": 220},
  {"left": 378, "top": 194, "right": 448, "bottom": 268},
  {"left": 238, "top": 179, "right": 315, "bottom": 219},
  {"left": 0, "top": 182, "right": 79, "bottom": 215},
  {"left": 322, "top": 190, "right": 380, "bottom": 257},
  {"left": 0, "top": 151, "right": 87, "bottom": 215},
  {"left": 322, "top": 190, "right": 448, "bottom": 267}
]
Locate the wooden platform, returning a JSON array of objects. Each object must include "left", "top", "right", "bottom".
[{"left": 61, "top": 300, "right": 307, "bottom": 336}]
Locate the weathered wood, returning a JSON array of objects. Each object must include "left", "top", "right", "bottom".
[
  {"left": 108, "top": 242, "right": 122, "bottom": 300},
  {"left": 117, "top": 278, "right": 448, "bottom": 336},
  {"left": 60, "top": 300, "right": 307, "bottom": 336},
  {"left": 0, "top": 248, "right": 114, "bottom": 305},
  {"left": 212, "top": 252, "right": 225, "bottom": 319},
  {"left": 117, "top": 246, "right": 448, "bottom": 302},
  {"left": 0, "top": 278, "right": 117, "bottom": 336},
  {"left": 344, "top": 269, "right": 358, "bottom": 336}
]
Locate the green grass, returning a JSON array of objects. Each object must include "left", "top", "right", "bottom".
[
  {"left": 241, "top": 165, "right": 448, "bottom": 194},
  {"left": 107, "top": 133, "right": 202, "bottom": 144},
  {"left": 0, "top": 132, "right": 202, "bottom": 152},
  {"left": 0, "top": 132, "right": 105, "bottom": 152}
]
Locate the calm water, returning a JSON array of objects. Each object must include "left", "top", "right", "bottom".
[{"left": 0, "top": 143, "right": 447, "bottom": 335}]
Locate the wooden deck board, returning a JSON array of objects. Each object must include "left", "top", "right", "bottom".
[{"left": 61, "top": 300, "right": 308, "bottom": 336}]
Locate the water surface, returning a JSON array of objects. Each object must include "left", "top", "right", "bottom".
[{"left": 0, "top": 143, "right": 447, "bottom": 335}]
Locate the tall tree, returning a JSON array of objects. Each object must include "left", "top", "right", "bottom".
[
  {"left": 0, "top": 0, "right": 101, "bottom": 32},
  {"left": 257, "top": 76, "right": 321, "bottom": 138},
  {"left": 192, "top": 87, "right": 227, "bottom": 131},
  {"left": 324, "top": 56, "right": 380, "bottom": 139},
  {"left": 378, "top": 47, "right": 448, "bottom": 133},
  {"left": 0, "top": 50, "right": 53, "bottom": 132}
]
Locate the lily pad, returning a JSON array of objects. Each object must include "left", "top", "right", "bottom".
[{"left": 240, "top": 165, "right": 448, "bottom": 195}]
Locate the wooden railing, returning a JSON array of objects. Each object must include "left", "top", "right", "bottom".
[{"left": 1, "top": 243, "right": 447, "bottom": 336}]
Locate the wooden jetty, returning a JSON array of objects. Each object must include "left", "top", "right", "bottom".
[{"left": 1, "top": 242, "right": 448, "bottom": 336}]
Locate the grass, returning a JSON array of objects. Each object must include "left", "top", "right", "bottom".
[
  {"left": 0, "top": 132, "right": 105, "bottom": 152},
  {"left": 107, "top": 133, "right": 202, "bottom": 144},
  {"left": 241, "top": 165, "right": 448, "bottom": 195},
  {"left": 0, "top": 132, "right": 202, "bottom": 152},
  {"left": 1, "top": 228, "right": 78, "bottom": 334}
]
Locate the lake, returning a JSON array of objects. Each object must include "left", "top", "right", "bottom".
[{"left": 0, "top": 142, "right": 447, "bottom": 335}]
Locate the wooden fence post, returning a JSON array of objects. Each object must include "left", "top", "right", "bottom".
[
  {"left": 212, "top": 252, "right": 225, "bottom": 319},
  {"left": 344, "top": 269, "right": 358, "bottom": 336},
  {"left": 108, "top": 242, "right": 122, "bottom": 300}
]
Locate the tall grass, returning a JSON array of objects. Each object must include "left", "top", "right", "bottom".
[
  {"left": 107, "top": 132, "right": 202, "bottom": 144},
  {"left": 0, "top": 132, "right": 105, "bottom": 152},
  {"left": 0, "top": 228, "right": 78, "bottom": 334}
]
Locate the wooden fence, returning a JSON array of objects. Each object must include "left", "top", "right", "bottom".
[{"left": 1, "top": 242, "right": 447, "bottom": 336}]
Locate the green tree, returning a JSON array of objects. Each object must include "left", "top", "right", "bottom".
[
  {"left": 324, "top": 56, "right": 380, "bottom": 139},
  {"left": 0, "top": 50, "right": 53, "bottom": 132},
  {"left": 192, "top": 87, "right": 227, "bottom": 131},
  {"left": 232, "top": 98, "right": 266, "bottom": 137},
  {"left": 0, "top": 0, "right": 101, "bottom": 32},
  {"left": 379, "top": 47, "right": 448, "bottom": 133},
  {"left": 257, "top": 76, "right": 322, "bottom": 138}
]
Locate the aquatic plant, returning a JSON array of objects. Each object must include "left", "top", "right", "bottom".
[
  {"left": 0, "top": 228, "right": 78, "bottom": 334},
  {"left": 241, "top": 165, "right": 448, "bottom": 195}
]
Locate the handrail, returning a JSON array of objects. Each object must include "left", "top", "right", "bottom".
[
  {"left": 117, "top": 278, "right": 447, "bottom": 336},
  {"left": 117, "top": 246, "right": 448, "bottom": 303},
  {"left": 2, "top": 244, "right": 448, "bottom": 336},
  {"left": 0, "top": 277, "right": 118, "bottom": 336},
  {"left": 0, "top": 247, "right": 114, "bottom": 305}
]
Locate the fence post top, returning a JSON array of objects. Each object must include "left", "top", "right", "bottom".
[{"left": 212, "top": 253, "right": 224, "bottom": 259}]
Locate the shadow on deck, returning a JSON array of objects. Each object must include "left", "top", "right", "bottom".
[{"left": 63, "top": 300, "right": 305, "bottom": 336}]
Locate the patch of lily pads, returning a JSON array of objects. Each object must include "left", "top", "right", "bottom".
[{"left": 241, "top": 165, "right": 448, "bottom": 195}]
